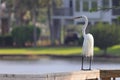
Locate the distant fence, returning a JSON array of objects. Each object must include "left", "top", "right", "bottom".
[{"left": 0, "top": 70, "right": 120, "bottom": 80}]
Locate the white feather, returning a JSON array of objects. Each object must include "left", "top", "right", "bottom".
[{"left": 82, "top": 33, "right": 94, "bottom": 57}]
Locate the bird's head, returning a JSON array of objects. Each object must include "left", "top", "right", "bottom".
[
  {"left": 73, "top": 16, "right": 82, "bottom": 19},
  {"left": 73, "top": 15, "right": 88, "bottom": 31}
]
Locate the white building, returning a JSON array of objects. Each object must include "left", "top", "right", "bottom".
[{"left": 52, "top": 0, "right": 120, "bottom": 25}]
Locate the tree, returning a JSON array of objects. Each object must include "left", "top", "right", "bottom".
[
  {"left": 89, "top": 1, "right": 120, "bottom": 55},
  {"left": 90, "top": 0, "right": 120, "bottom": 22},
  {"left": 6, "top": 0, "right": 62, "bottom": 46},
  {"left": 0, "top": 1, "right": 10, "bottom": 35},
  {"left": 46, "top": 0, "right": 62, "bottom": 45},
  {"left": 11, "top": 25, "right": 41, "bottom": 47},
  {"left": 6, "top": 0, "right": 48, "bottom": 47},
  {"left": 91, "top": 23, "right": 120, "bottom": 55}
]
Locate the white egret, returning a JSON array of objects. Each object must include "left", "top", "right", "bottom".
[{"left": 74, "top": 15, "right": 94, "bottom": 70}]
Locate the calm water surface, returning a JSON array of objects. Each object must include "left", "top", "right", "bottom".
[{"left": 0, "top": 57, "right": 120, "bottom": 74}]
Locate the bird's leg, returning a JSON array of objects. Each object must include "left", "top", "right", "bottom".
[
  {"left": 81, "top": 56, "right": 84, "bottom": 70},
  {"left": 89, "top": 56, "right": 92, "bottom": 70}
]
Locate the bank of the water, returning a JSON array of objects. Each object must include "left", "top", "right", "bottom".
[
  {"left": 0, "top": 54, "right": 120, "bottom": 63},
  {"left": 0, "top": 45, "right": 119, "bottom": 56}
]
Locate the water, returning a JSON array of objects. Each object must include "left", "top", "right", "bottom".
[{"left": 0, "top": 57, "right": 120, "bottom": 74}]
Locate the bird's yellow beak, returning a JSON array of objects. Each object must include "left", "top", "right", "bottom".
[{"left": 73, "top": 16, "right": 82, "bottom": 19}]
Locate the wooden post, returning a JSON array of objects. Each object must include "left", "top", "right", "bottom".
[{"left": 100, "top": 70, "right": 120, "bottom": 79}]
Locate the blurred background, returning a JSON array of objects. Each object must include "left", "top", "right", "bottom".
[{"left": 0, "top": 0, "right": 120, "bottom": 74}]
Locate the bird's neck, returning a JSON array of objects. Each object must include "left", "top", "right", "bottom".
[{"left": 82, "top": 17, "right": 88, "bottom": 37}]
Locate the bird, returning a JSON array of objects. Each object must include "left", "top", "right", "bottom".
[{"left": 73, "top": 15, "right": 94, "bottom": 70}]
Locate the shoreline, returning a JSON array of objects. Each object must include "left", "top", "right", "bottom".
[{"left": 0, "top": 55, "right": 120, "bottom": 63}]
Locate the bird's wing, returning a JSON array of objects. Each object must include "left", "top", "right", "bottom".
[{"left": 82, "top": 33, "right": 94, "bottom": 57}]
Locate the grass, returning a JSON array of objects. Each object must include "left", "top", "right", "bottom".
[
  {"left": 0, "top": 47, "right": 82, "bottom": 55},
  {"left": 0, "top": 45, "right": 119, "bottom": 56},
  {"left": 108, "top": 45, "right": 120, "bottom": 56}
]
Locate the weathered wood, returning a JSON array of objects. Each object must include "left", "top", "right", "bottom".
[
  {"left": 86, "top": 78, "right": 98, "bottom": 80},
  {"left": 101, "top": 77, "right": 111, "bottom": 80},
  {"left": 48, "top": 70, "right": 100, "bottom": 80},
  {"left": 100, "top": 70, "right": 120, "bottom": 78},
  {"left": 0, "top": 70, "right": 100, "bottom": 80},
  {"left": 0, "top": 70, "right": 120, "bottom": 80}
]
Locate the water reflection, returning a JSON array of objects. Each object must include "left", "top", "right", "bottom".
[{"left": 0, "top": 57, "right": 120, "bottom": 74}]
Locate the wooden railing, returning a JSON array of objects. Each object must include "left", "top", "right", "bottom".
[{"left": 0, "top": 70, "right": 120, "bottom": 80}]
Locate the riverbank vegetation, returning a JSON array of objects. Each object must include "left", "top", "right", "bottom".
[
  {"left": 0, "top": 45, "right": 119, "bottom": 56},
  {"left": 91, "top": 23, "right": 120, "bottom": 55}
]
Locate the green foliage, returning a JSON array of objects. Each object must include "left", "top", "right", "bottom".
[
  {"left": 117, "top": 16, "right": 120, "bottom": 22},
  {"left": 0, "top": 35, "right": 13, "bottom": 47},
  {"left": 4, "top": 35, "right": 14, "bottom": 47},
  {"left": 91, "top": 23, "right": 120, "bottom": 53},
  {"left": 11, "top": 25, "right": 41, "bottom": 47}
]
